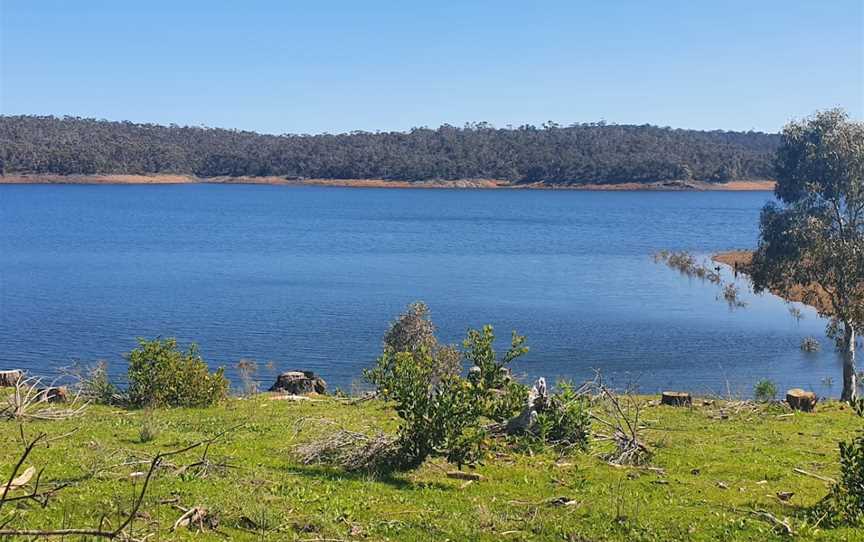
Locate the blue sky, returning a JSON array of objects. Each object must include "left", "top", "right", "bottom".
[{"left": 1, "top": 0, "right": 861, "bottom": 134}]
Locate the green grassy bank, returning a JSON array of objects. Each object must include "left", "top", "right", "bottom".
[{"left": 1, "top": 395, "right": 862, "bottom": 541}]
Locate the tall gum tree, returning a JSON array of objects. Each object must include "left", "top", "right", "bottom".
[{"left": 751, "top": 109, "right": 864, "bottom": 401}]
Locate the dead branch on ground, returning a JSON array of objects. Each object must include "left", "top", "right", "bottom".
[
  {"left": 295, "top": 429, "right": 399, "bottom": 472},
  {"left": 587, "top": 372, "right": 652, "bottom": 466},
  {"left": 1, "top": 375, "right": 88, "bottom": 421},
  {"left": 0, "top": 424, "right": 237, "bottom": 538}
]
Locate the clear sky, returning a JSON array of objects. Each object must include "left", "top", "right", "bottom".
[{"left": 1, "top": 0, "right": 861, "bottom": 134}]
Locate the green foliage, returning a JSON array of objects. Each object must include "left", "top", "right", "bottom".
[
  {"left": 365, "top": 348, "right": 485, "bottom": 469},
  {"left": 753, "top": 379, "right": 778, "bottom": 402},
  {"left": 0, "top": 115, "right": 779, "bottom": 184},
  {"left": 463, "top": 325, "right": 529, "bottom": 389},
  {"left": 127, "top": 338, "right": 228, "bottom": 408},
  {"left": 463, "top": 325, "right": 530, "bottom": 421},
  {"left": 2, "top": 395, "right": 864, "bottom": 540},
  {"left": 750, "top": 109, "right": 864, "bottom": 401},
  {"left": 819, "top": 399, "right": 864, "bottom": 525},
  {"left": 365, "top": 349, "right": 485, "bottom": 469},
  {"left": 534, "top": 382, "right": 592, "bottom": 450},
  {"left": 486, "top": 381, "right": 529, "bottom": 423}
]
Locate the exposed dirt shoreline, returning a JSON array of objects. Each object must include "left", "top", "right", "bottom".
[
  {"left": 713, "top": 250, "right": 834, "bottom": 315},
  {"left": 0, "top": 174, "right": 776, "bottom": 191}
]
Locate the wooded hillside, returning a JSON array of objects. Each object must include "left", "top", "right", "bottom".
[{"left": 0, "top": 115, "right": 780, "bottom": 185}]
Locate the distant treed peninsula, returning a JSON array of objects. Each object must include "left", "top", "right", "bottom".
[{"left": 0, "top": 115, "right": 780, "bottom": 187}]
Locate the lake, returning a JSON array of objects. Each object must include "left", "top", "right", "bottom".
[{"left": 0, "top": 184, "right": 844, "bottom": 397}]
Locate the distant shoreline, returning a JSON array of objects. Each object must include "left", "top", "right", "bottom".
[{"left": 0, "top": 174, "right": 776, "bottom": 191}]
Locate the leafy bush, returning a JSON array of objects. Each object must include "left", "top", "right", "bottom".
[
  {"left": 818, "top": 398, "right": 864, "bottom": 525},
  {"left": 127, "top": 338, "right": 228, "bottom": 408},
  {"left": 534, "top": 382, "right": 592, "bottom": 450},
  {"left": 463, "top": 325, "right": 530, "bottom": 421},
  {"left": 365, "top": 348, "right": 484, "bottom": 470},
  {"left": 753, "top": 379, "right": 778, "bottom": 402}
]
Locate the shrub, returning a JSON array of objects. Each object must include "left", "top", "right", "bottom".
[
  {"left": 753, "top": 379, "right": 778, "bottom": 402},
  {"left": 127, "top": 338, "right": 228, "bottom": 408},
  {"left": 463, "top": 325, "right": 530, "bottom": 421},
  {"left": 818, "top": 398, "right": 864, "bottom": 525},
  {"left": 533, "top": 382, "right": 592, "bottom": 450},
  {"left": 365, "top": 348, "right": 484, "bottom": 470}
]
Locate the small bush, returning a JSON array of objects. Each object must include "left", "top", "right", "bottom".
[
  {"left": 365, "top": 348, "right": 484, "bottom": 470},
  {"left": 463, "top": 325, "right": 530, "bottom": 421},
  {"left": 817, "top": 398, "right": 864, "bottom": 525},
  {"left": 485, "top": 380, "right": 529, "bottom": 423},
  {"left": 534, "top": 382, "right": 591, "bottom": 450},
  {"left": 127, "top": 338, "right": 228, "bottom": 408},
  {"left": 753, "top": 379, "right": 778, "bottom": 402}
]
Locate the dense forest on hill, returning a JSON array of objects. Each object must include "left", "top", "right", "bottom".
[{"left": 0, "top": 115, "right": 780, "bottom": 184}]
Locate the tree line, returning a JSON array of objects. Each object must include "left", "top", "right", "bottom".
[{"left": 0, "top": 115, "right": 779, "bottom": 184}]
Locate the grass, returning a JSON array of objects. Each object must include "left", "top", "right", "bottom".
[{"left": 1, "top": 394, "right": 862, "bottom": 541}]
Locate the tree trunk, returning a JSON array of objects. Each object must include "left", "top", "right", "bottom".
[{"left": 840, "top": 321, "right": 858, "bottom": 402}]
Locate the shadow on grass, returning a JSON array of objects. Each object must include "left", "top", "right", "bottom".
[{"left": 285, "top": 464, "right": 452, "bottom": 491}]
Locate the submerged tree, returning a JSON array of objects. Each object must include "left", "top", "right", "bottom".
[{"left": 751, "top": 109, "right": 864, "bottom": 401}]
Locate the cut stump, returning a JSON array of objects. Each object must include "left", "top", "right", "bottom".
[
  {"left": 269, "top": 371, "right": 326, "bottom": 395},
  {"left": 661, "top": 391, "right": 692, "bottom": 407},
  {"left": 786, "top": 389, "right": 817, "bottom": 412},
  {"left": 0, "top": 370, "right": 23, "bottom": 387}
]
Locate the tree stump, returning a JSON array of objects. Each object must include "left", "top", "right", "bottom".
[
  {"left": 0, "top": 370, "right": 23, "bottom": 387},
  {"left": 786, "top": 388, "right": 817, "bottom": 412},
  {"left": 269, "top": 371, "right": 326, "bottom": 395},
  {"left": 661, "top": 391, "right": 692, "bottom": 407}
]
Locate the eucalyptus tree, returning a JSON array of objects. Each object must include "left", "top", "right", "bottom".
[{"left": 751, "top": 109, "right": 864, "bottom": 401}]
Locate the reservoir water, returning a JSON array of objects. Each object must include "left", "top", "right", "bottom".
[{"left": 0, "top": 184, "right": 846, "bottom": 396}]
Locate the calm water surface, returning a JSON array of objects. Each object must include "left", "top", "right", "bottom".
[{"left": 0, "top": 185, "right": 844, "bottom": 396}]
